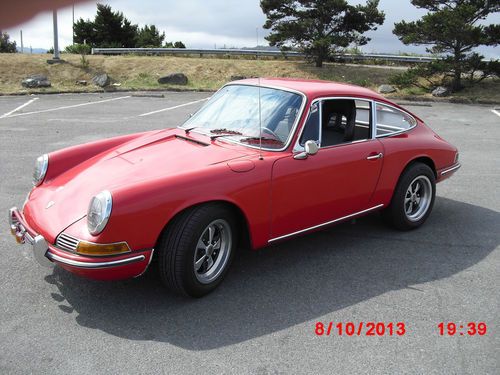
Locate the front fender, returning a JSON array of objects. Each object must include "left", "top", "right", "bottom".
[{"left": 70, "top": 159, "right": 274, "bottom": 251}]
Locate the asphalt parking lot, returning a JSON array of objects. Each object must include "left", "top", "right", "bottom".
[{"left": 0, "top": 92, "right": 498, "bottom": 374}]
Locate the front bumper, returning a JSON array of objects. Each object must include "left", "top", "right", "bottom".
[
  {"left": 9, "top": 207, "right": 153, "bottom": 279},
  {"left": 9, "top": 207, "right": 53, "bottom": 267}
]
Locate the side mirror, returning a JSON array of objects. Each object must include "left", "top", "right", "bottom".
[
  {"left": 304, "top": 140, "right": 318, "bottom": 155},
  {"left": 294, "top": 140, "right": 319, "bottom": 160}
]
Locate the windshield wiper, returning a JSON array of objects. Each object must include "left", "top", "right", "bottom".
[
  {"left": 239, "top": 136, "right": 284, "bottom": 145},
  {"left": 183, "top": 126, "right": 200, "bottom": 134},
  {"left": 209, "top": 128, "right": 243, "bottom": 140}
]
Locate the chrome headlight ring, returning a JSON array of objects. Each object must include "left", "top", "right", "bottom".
[
  {"left": 87, "top": 190, "right": 113, "bottom": 235},
  {"left": 33, "top": 154, "right": 49, "bottom": 186}
]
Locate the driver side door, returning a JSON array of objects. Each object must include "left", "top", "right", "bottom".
[{"left": 270, "top": 98, "right": 384, "bottom": 241}]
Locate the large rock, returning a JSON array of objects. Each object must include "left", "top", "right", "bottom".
[
  {"left": 230, "top": 75, "right": 248, "bottom": 81},
  {"left": 92, "top": 73, "right": 110, "bottom": 87},
  {"left": 158, "top": 73, "right": 188, "bottom": 85},
  {"left": 21, "top": 74, "right": 51, "bottom": 88},
  {"left": 378, "top": 84, "right": 396, "bottom": 94},
  {"left": 432, "top": 86, "right": 450, "bottom": 97}
]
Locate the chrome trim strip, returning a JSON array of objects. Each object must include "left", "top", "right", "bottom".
[
  {"left": 268, "top": 204, "right": 384, "bottom": 243},
  {"left": 46, "top": 252, "right": 145, "bottom": 269},
  {"left": 180, "top": 82, "right": 308, "bottom": 152},
  {"left": 440, "top": 163, "right": 461, "bottom": 176}
]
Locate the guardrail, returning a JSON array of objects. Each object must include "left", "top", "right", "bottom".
[{"left": 91, "top": 47, "right": 440, "bottom": 63}]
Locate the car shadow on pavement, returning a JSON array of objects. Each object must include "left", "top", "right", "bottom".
[{"left": 45, "top": 197, "right": 498, "bottom": 350}]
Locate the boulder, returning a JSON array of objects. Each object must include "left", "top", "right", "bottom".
[
  {"left": 21, "top": 74, "right": 51, "bottom": 88},
  {"left": 378, "top": 84, "right": 396, "bottom": 94},
  {"left": 432, "top": 86, "right": 450, "bottom": 97},
  {"left": 158, "top": 73, "right": 188, "bottom": 85},
  {"left": 76, "top": 80, "right": 87, "bottom": 86},
  {"left": 230, "top": 75, "right": 248, "bottom": 81},
  {"left": 92, "top": 73, "right": 110, "bottom": 87}
]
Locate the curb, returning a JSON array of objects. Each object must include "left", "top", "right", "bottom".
[
  {"left": 384, "top": 94, "right": 500, "bottom": 106},
  {"left": 1, "top": 88, "right": 499, "bottom": 106},
  {"left": 0, "top": 87, "right": 216, "bottom": 97}
]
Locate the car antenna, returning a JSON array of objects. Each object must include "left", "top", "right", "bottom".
[{"left": 258, "top": 77, "right": 263, "bottom": 160}]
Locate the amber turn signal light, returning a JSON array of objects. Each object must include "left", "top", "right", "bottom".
[{"left": 76, "top": 241, "right": 131, "bottom": 256}]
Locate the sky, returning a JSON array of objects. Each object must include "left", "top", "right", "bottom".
[{"left": 5, "top": 0, "right": 500, "bottom": 58}]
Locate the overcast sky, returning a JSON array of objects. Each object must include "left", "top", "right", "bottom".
[{"left": 5, "top": 0, "right": 500, "bottom": 58}]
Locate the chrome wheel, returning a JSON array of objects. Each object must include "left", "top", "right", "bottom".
[
  {"left": 404, "top": 175, "right": 432, "bottom": 222},
  {"left": 193, "top": 219, "right": 232, "bottom": 284}
]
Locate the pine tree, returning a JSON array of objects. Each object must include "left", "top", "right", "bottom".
[{"left": 261, "top": 0, "right": 385, "bottom": 67}]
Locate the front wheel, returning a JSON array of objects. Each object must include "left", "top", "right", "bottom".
[
  {"left": 383, "top": 163, "right": 436, "bottom": 230},
  {"left": 157, "top": 204, "right": 237, "bottom": 297}
]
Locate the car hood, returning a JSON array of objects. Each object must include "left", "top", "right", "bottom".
[{"left": 25, "top": 129, "right": 254, "bottom": 242}]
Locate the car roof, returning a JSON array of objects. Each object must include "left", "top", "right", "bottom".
[{"left": 233, "top": 77, "right": 388, "bottom": 102}]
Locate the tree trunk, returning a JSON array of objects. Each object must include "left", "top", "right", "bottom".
[
  {"left": 451, "top": 47, "right": 463, "bottom": 92},
  {"left": 315, "top": 58, "right": 323, "bottom": 68}
]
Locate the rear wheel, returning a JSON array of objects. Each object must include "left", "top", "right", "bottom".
[
  {"left": 383, "top": 163, "right": 436, "bottom": 230},
  {"left": 157, "top": 203, "right": 237, "bottom": 297}
]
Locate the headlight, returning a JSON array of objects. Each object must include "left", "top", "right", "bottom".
[
  {"left": 87, "top": 190, "right": 112, "bottom": 235},
  {"left": 33, "top": 154, "right": 48, "bottom": 186}
]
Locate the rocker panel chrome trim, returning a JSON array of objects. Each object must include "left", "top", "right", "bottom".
[{"left": 268, "top": 204, "right": 384, "bottom": 243}]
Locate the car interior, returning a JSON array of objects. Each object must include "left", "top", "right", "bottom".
[{"left": 320, "top": 99, "right": 371, "bottom": 147}]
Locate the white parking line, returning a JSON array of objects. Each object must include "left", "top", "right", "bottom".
[
  {"left": 491, "top": 109, "right": 500, "bottom": 118},
  {"left": 138, "top": 98, "right": 209, "bottom": 117},
  {"left": 0, "top": 97, "right": 39, "bottom": 118},
  {"left": 2, "top": 96, "right": 131, "bottom": 118}
]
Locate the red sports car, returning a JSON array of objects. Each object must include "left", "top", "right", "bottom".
[{"left": 9, "top": 78, "right": 460, "bottom": 297}]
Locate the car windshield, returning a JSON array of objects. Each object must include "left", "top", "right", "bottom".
[{"left": 181, "top": 84, "right": 304, "bottom": 150}]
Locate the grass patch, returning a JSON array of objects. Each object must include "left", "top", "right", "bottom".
[{"left": 0, "top": 53, "right": 498, "bottom": 102}]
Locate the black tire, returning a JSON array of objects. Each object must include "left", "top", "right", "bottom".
[
  {"left": 382, "top": 163, "right": 436, "bottom": 231},
  {"left": 157, "top": 203, "right": 238, "bottom": 297}
]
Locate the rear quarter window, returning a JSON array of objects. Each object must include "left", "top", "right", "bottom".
[{"left": 376, "top": 103, "right": 416, "bottom": 137}]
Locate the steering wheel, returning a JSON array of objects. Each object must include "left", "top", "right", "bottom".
[{"left": 260, "top": 126, "right": 281, "bottom": 141}]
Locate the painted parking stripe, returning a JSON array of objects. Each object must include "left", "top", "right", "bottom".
[
  {"left": 491, "top": 109, "right": 500, "bottom": 118},
  {"left": 3, "top": 96, "right": 131, "bottom": 118},
  {"left": 0, "top": 97, "right": 39, "bottom": 118},
  {"left": 138, "top": 98, "right": 209, "bottom": 117}
]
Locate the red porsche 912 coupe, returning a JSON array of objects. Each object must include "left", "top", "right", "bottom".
[{"left": 9, "top": 78, "right": 460, "bottom": 297}]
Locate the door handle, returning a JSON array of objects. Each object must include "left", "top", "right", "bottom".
[{"left": 366, "top": 152, "right": 383, "bottom": 160}]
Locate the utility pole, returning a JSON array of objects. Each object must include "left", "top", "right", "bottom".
[
  {"left": 20, "top": 30, "right": 23, "bottom": 53},
  {"left": 72, "top": 4, "right": 75, "bottom": 45},
  {"left": 47, "top": 9, "right": 63, "bottom": 63},
  {"left": 52, "top": 10, "right": 60, "bottom": 59}
]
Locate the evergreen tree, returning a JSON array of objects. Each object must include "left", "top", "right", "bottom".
[
  {"left": 261, "top": 0, "right": 385, "bottom": 67},
  {"left": 393, "top": 0, "right": 500, "bottom": 91},
  {"left": 0, "top": 32, "right": 17, "bottom": 53},
  {"left": 136, "top": 25, "right": 165, "bottom": 47}
]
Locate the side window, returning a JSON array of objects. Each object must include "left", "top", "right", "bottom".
[
  {"left": 299, "top": 102, "right": 320, "bottom": 146},
  {"left": 376, "top": 104, "right": 416, "bottom": 137},
  {"left": 320, "top": 99, "right": 371, "bottom": 148}
]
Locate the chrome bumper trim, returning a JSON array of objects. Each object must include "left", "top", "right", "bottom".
[
  {"left": 441, "top": 163, "right": 461, "bottom": 176},
  {"left": 9, "top": 206, "right": 53, "bottom": 268},
  {"left": 134, "top": 248, "right": 154, "bottom": 278},
  {"left": 46, "top": 252, "right": 145, "bottom": 269}
]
